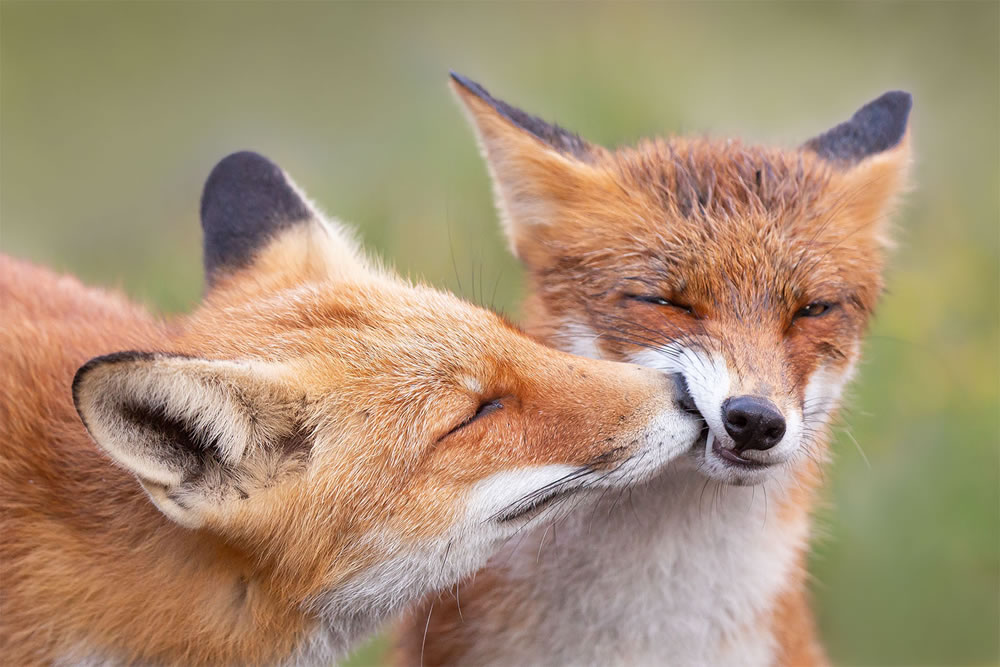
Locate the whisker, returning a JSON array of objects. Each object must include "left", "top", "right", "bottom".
[
  {"left": 420, "top": 599, "right": 435, "bottom": 667},
  {"left": 842, "top": 428, "right": 871, "bottom": 470}
]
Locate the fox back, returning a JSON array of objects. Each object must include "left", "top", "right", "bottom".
[
  {"left": 0, "top": 152, "right": 702, "bottom": 665},
  {"left": 402, "top": 77, "right": 911, "bottom": 666}
]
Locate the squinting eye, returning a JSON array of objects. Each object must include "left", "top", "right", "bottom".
[
  {"left": 795, "top": 302, "right": 832, "bottom": 319},
  {"left": 441, "top": 399, "right": 504, "bottom": 441},
  {"left": 628, "top": 294, "right": 694, "bottom": 315},
  {"left": 470, "top": 399, "right": 503, "bottom": 422}
]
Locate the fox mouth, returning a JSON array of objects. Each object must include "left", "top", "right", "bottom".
[
  {"left": 689, "top": 411, "right": 710, "bottom": 451},
  {"left": 672, "top": 373, "right": 777, "bottom": 477},
  {"left": 673, "top": 374, "right": 711, "bottom": 451},
  {"left": 710, "top": 438, "right": 771, "bottom": 469}
]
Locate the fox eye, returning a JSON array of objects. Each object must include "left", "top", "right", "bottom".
[
  {"left": 795, "top": 302, "right": 833, "bottom": 319},
  {"left": 628, "top": 294, "right": 695, "bottom": 315},
  {"left": 441, "top": 399, "right": 504, "bottom": 441}
]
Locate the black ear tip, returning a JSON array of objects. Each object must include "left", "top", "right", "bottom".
[
  {"left": 213, "top": 150, "right": 279, "bottom": 170},
  {"left": 877, "top": 90, "right": 913, "bottom": 108},
  {"left": 448, "top": 71, "right": 489, "bottom": 99},
  {"left": 862, "top": 90, "right": 913, "bottom": 125},
  {"left": 211, "top": 150, "right": 280, "bottom": 174},
  {"left": 200, "top": 150, "right": 314, "bottom": 281},
  {"left": 805, "top": 90, "right": 913, "bottom": 164},
  {"left": 200, "top": 151, "right": 285, "bottom": 223}
]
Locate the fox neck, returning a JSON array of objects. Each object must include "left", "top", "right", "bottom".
[
  {"left": 536, "top": 313, "right": 824, "bottom": 665},
  {"left": 51, "top": 472, "right": 320, "bottom": 665},
  {"left": 66, "top": 459, "right": 469, "bottom": 667},
  {"left": 304, "top": 524, "right": 522, "bottom": 664},
  {"left": 425, "top": 459, "right": 821, "bottom": 667}
]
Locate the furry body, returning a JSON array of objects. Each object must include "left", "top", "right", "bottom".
[
  {"left": 0, "top": 152, "right": 702, "bottom": 665},
  {"left": 401, "top": 78, "right": 911, "bottom": 666}
]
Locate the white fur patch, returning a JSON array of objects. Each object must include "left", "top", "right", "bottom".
[
  {"left": 803, "top": 360, "right": 855, "bottom": 429},
  {"left": 557, "top": 321, "right": 603, "bottom": 360},
  {"left": 466, "top": 469, "right": 807, "bottom": 667},
  {"left": 631, "top": 344, "right": 731, "bottom": 435},
  {"left": 466, "top": 465, "right": 580, "bottom": 520},
  {"left": 461, "top": 376, "right": 484, "bottom": 394},
  {"left": 445, "top": 327, "right": 818, "bottom": 666},
  {"left": 54, "top": 648, "right": 121, "bottom": 667}
]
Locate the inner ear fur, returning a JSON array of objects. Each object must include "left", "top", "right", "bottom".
[{"left": 73, "top": 351, "right": 306, "bottom": 527}]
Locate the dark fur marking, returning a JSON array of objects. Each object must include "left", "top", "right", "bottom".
[
  {"left": 588, "top": 446, "right": 628, "bottom": 468},
  {"left": 450, "top": 72, "right": 594, "bottom": 161},
  {"left": 165, "top": 489, "right": 190, "bottom": 510},
  {"left": 804, "top": 91, "right": 912, "bottom": 164},
  {"left": 120, "top": 400, "right": 221, "bottom": 472},
  {"left": 200, "top": 151, "right": 313, "bottom": 283},
  {"left": 233, "top": 576, "right": 249, "bottom": 610},
  {"left": 72, "top": 351, "right": 158, "bottom": 421},
  {"left": 278, "top": 427, "right": 312, "bottom": 459}
]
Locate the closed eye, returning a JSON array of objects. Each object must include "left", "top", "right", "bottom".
[
  {"left": 626, "top": 294, "right": 695, "bottom": 316},
  {"left": 440, "top": 399, "right": 504, "bottom": 441}
]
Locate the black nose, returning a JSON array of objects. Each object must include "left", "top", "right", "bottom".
[{"left": 721, "top": 396, "right": 786, "bottom": 452}]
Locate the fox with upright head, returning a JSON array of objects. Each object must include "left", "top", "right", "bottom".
[
  {"left": 0, "top": 152, "right": 705, "bottom": 665},
  {"left": 402, "top": 77, "right": 912, "bottom": 665}
]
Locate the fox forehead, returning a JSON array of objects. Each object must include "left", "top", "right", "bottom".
[
  {"left": 539, "top": 139, "right": 885, "bottom": 316},
  {"left": 610, "top": 137, "right": 835, "bottom": 223},
  {"left": 190, "top": 276, "right": 519, "bottom": 366}
]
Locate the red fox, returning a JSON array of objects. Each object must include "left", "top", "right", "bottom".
[
  {"left": 0, "top": 152, "right": 705, "bottom": 665},
  {"left": 401, "top": 76, "right": 912, "bottom": 666}
]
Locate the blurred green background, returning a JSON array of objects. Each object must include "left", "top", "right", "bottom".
[{"left": 2, "top": 2, "right": 997, "bottom": 665}]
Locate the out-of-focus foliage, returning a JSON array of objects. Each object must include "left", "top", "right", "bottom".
[{"left": 2, "top": 3, "right": 997, "bottom": 665}]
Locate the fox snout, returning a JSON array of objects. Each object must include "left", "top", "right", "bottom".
[
  {"left": 721, "top": 396, "right": 786, "bottom": 452},
  {"left": 667, "top": 353, "right": 808, "bottom": 484}
]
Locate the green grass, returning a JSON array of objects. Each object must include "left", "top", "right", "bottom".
[{"left": 2, "top": 2, "right": 997, "bottom": 664}]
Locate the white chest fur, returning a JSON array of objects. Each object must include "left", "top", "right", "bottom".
[{"left": 468, "top": 464, "right": 809, "bottom": 667}]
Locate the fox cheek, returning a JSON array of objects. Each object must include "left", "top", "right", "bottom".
[{"left": 799, "top": 361, "right": 858, "bottom": 432}]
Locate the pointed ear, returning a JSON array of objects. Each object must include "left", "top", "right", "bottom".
[
  {"left": 73, "top": 352, "right": 306, "bottom": 528},
  {"left": 449, "top": 73, "right": 604, "bottom": 266},
  {"left": 200, "top": 151, "right": 368, "bottom": 288},
  {"left": 803, "top": 91, "right": 913, "bottom": 244},
  {"left": 804, "top": 91, "right": 912, "bottom": 165}
]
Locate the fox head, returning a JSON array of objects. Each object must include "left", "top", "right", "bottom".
[
  {"left": 71, "top": 151, "right": 701, "bottom": 653},
  {"left": 452, "top": 74, "right": 911, "bottom": 486}
]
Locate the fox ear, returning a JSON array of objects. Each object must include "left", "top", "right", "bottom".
[
  {"left": 804, "top": 92, "right": 913, "bottom": 243},
  {"left": 804, "top": 91, "right": 912, "bottom": 166},
  {"left": 73, "top": 352, "right": 306, "bottom": 528},
  {"left": 200, "top": 151, "right": 368, "bottom": 288},
  {"left": 449, "top": 73, "right": 604, "bottom": 266}
]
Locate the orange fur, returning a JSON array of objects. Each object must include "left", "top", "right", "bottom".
[
  {"left": 0, "top": 155, "right": 700, "bottom": 665},
  {"left": 400, "top": 78, "right": 910, "bottom": 666}
]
